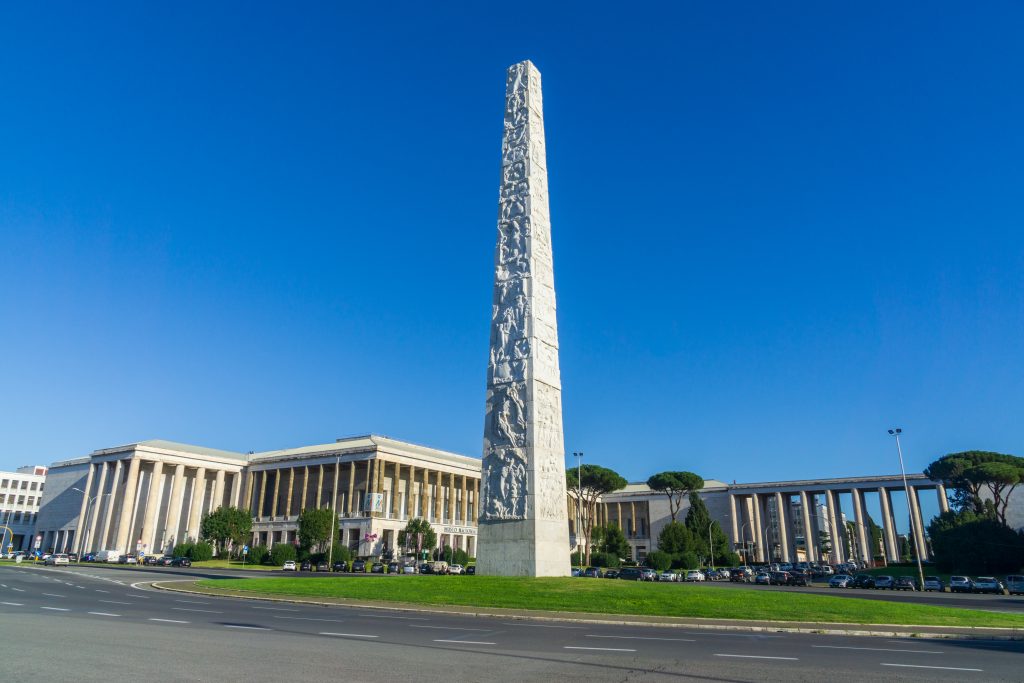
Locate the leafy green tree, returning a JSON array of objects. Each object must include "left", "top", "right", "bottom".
[
  {"left": 567, "top": 464, "right": 628, "bottom": 566},
  {"left": 172, "top": 542, "right": 194, "bottom": 558},
  {"left": 684, "top": 493, "right": 730, "bottom": 562},
  {"left": 675, "top": 551, "right": 700, "bottom": 570},
  {"left": 924, "top": 451, "right": 1024, "bottom": 524},
  {"left": 398, "top": 518, "right": 437, "bottom": 557},
  {"left": 199, "top": 506, "right": 253, "bottom": 555},
  {"left": 928, "top": 508, "right": 1024, "bottom": 573},
  {"left": 270, "top": 543, "right": 297, "bottom": 566},
  {"left": 599, "top": 523, "right": 630, "bottom": 560},
  {"left": 646, "top": 471, "right": 704, "bottom": 522},
  {"left": 590, "top": 551, "right": 620, "bottom": 568},
  {"left": 898, "top": 536, "right": 912, "bottom": 563},
  {"left": 645, "top": 550, "right": 672, "bottom": 571},
  {"left": 297, "top": 508, "right": 335, "bottom": 554},
  {"left": 658, "top": 521, "right": 695, "bottom": 556}
]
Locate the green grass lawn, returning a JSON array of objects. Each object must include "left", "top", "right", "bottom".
[
  {"left": 187, "top": 559, "right": 281, "bottom": 571},
  {"left": 194, "top": 576, "right": 1024, "bottom": 628}
]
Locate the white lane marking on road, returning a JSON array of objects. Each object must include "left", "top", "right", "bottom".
[
  {"left": 0, "top": 583, "right": 6, "bottom": 587},
  {"left": 251, "top": 606, "right": 298, "bottom": 612},
  {"left": 171, "top": 607, "right": 223, "bottom": 613},
  {"left": 40, "top": 607, "right": 70, "bottom": 611},
  {"left": 714, "top": 654, "right": 798, "bottom": 660},
  {"left": 813, "top": 645, "right": 943, "bottom": 654},
  {"left": 433, "top": 639, "right": 497, "bottom": 645},
  {"left": 319, "top": 632, "right": 379, "bottom": 638},
  {"left": 564, "top": 646, "right": 637, "bottom": 652},
  {"left": 503, "top": 623, "right": 585, "bottom": 629},
  {"left": 587, "top": 634, "right": 697, "bottom": 643},
  {"left": 98, "top": 600, "right": 133, "bottom": 605},
  {"left": 880, "top": 663, "right": 983, "bottom": 672},
  {"left": 275, "top": 615, "right": 347, "bottom": 623},
  {"left": 149, "top": 618, "right": 189, "bottom": 624},
  {"left": 224, "top": 625, "right": 270, "bottom": 630},
  {"left": 174, "top": 599, "right": 210, "bottom": 604},
  {"left": 42, "top": 593, "right": 65, "bottom": 598},
  {"left": 10, "top": 587, "right": 24, "bottom": 592},
  {"left": 1, "top": 601, "right": 24, "bottom": 606},
  {"left": 88, "top": 612, "right": 120, "bottom": 617},
  {"left": 357, "top": 613, "right": 428, "bottom": 621},
  {"left": 94, "top": 589, "right": 109, "bottom": 593},
  {"left": 410, "top": 625, "right": 492, "bottom": 632}
]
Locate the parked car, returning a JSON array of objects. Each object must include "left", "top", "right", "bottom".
[
  {"left": 158, "top": 556, "right": 174, "bottom": 566},
  {"left": 972, "top": 577, "right": 1005, "bottom": 594},
  {"left": 170, "top": 557, "right": 191, "bottom": 567},
  {"left": 639, "top": 568, "right": 658, "bottom": 582},
  {"left": 923, "top": 576, "right": 944, "bottom": 592},
  {"left": 894, "top": 576, "right": 918, "bottom": 591},
  {"left": 387, "top": 562, "right": 400, "bottom": 574},
  {"left": 142, "top": 555, "right": 160, "bottom": 566},
  {"left": 769, "top": 571, "right": 790, "bottom": 586},
  {"left": 315, "top": 561, "right": 330, "bottom": 572},
  {"left": 730, "top": 568, "right": 751, "bottom": 583},
  {"left": 80, "top": 553, "right": 96, "bottom": 562},
  {"left": 949, "top": 576, "right": 973, "bottom": 593},
  {"left": 684, "top": 570, "right": 705, "bottom": 582},
  {"left": 1005, "top": 575, "right": 1024, "bottom": 595},
  {"left": 829, "top": 574, "right": 853, "bottom": 588},
  {"left": 448, "top": 564, "right": 465, "bottom": 575},
  {"left": 658, "top": 571, "right": 678, "bottom": 582},
  {"left": 417, "top": 562, "right": 430, "bottom": 574},
  {"left": 603, "top": 569, "right": 618, "bottom": 579},
  {"left": 331, "top": 561, "right": 347, "bottom": 572},
  {"left": 851, "top": 574, "right": 876, "bottom": 589},
  {"left": 787, "top": 572, "right": 809, "bottom": 587},
  {"left": 618, "top": 567, "right": 644, "bottom": 581},
  {"left": 370, "top": 562, "right": 385, "bottom": 573},
  {"left": 583, "top": 567, "right": 603, "bottom": 578},
  {"left": 571, "top": 567, "right": 581, "bottom": 577},
  {"left": 300, "top": 560, "right": 313, "bottom": 571},
  {"left": 465, "top": 565, "right": 476, "bottom": 575},
  {"left": 873, "top": 575, "right": 895, "bottom": 590},
  {"left": 44, "top": 553, "right": 70, "bottom": 566},
  {"left": 403, "top": 564, "right": 417, "bottom": 574},
  {"left": 119, "top": 554, "right": 138, "bottom": 565},
  {"left": 67, "top": 553, "right": 78, "bottom": 562},
  {"left": 754, "top": 572, "right": 771, "bottom": 585},
  {"left": 282, "top": 560, "right": 297, "bottom": 571}
]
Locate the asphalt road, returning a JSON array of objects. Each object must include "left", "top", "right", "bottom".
[{"left": 2, "top": 564, "right": 1021, "bottom": 682}]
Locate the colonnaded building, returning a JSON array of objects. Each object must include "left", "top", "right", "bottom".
[{"left": 33, "top": 433, "right": 952, "bottom": 566}]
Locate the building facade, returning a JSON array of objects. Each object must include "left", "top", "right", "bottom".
[{"left": 1, "top": 466, "right": 47, "bottom": 552}]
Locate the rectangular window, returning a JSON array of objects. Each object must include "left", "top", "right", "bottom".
[{"left": 30, "top": 482, "right": 38, "bottom": 491}]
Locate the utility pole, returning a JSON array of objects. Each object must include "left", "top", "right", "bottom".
[{"left": 888, "top": 428, "right": 926, "bottom": 591}]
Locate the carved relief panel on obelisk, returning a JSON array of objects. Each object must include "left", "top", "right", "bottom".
[{"left": 476, "top": 60, "right": 570, "bottom": 577}]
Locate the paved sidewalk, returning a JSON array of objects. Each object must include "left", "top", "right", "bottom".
[{"left": 151, "top": 579, "right": 1024, "bottom": 641}]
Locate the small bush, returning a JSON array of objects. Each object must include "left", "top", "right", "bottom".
[
  {"left": 247, "top": 544, "right": 269, "bottom": 565},
  {"left": 677, "top": 551, "right": 700, "bottom": 570},
  {"left": 571, "top": 551, "right": 584, "bottom": 566},
  {"left": 645, "top": 550, "right": 673, "bottom": 571},
  {"left": 330, "top": 545, "right": 352, "bottom": 563},
  {"left": 270, "top": 543, "right": 297, "bottom": 566},
  {"left": 191, "top": 542, "right": 214, "bottom": 562},
  {"left": 590, "top": 551, "right": 621, "bottom": 568},
  {"left": 172, "top": 542, "right": 194, "bottom": 559}
]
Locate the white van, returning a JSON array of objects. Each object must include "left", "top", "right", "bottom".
[{"left": 95, "top": 549, "right": 122, "bottom": 563}]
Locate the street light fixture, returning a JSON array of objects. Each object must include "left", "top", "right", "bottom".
[
  {"left": 888, "top": 428, "right": 926, "bottom": 590},
  {"left": 71, "top": 487, "right": 109, "bottom": 562}
]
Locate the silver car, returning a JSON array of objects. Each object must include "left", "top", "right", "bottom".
[
  {"left": 1005, "top": 575, "right": 1024, "bottom": 595},
  {"left": 659, "top": 571, "right": 678, "bottom": 582},
  {"left": 949, "top": 576, "right": 973, "bottom": 593},
  {"left": 829, "top": 574, "right": 853, "bottom": 588},
  {"left": 923, "top": 576, "right": 944, "bottom": 592}
]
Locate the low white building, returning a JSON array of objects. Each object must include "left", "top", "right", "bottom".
[{"left": 1, "top": 466, "right": 47, "bottom": 552}]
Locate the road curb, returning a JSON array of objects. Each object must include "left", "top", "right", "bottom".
[{"left": 147, "top": 579, "right": 1024, "bottom": 640}]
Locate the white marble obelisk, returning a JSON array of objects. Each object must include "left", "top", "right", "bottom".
[{"left": 476, "top": 61, "right": 570, "bottom": 577}]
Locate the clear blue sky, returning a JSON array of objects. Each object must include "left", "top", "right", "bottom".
[{"left": 1, "top": 3, "right": 1021, "bottom": 486}]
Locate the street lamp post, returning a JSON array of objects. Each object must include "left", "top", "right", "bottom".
[
  {"left": 71, "top": 488, "right": 109, "bottom": 562},
  {"left": 327, "top": 454, "right": 339, "bottom": 567},
  {"left": 740, "top": 522, "right": 755, "bottom": 569},
  {"left": 888, "top": 428, "right": 926, "bottom": 590},
  {"left": 707, "top": 521, "right": 715, "bottom": 572}
]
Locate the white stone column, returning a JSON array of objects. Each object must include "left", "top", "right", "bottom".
[
  {"left": 824, "top": 489, "right": 844, "bottom": 563},
  {"left": 87, "top": 462, "right": 110, "bottom": 553},
  {"left": 212, "top": 470, "right": 226, "bottom": 512},
  {"left": 316, "top": 464, "right": 324, "bottom": 508},
  {"left": 799, "top": 491, "right": 816, "bottom": 562},
  {"left": 72, "top": 463, "right": 96, "bottom": 555},
  {"left": 165, "top": 464, "right": 187, "bottom": 548},
  {"left": 299, "top": 466, "right": 308, "bottom": 513},
  {"left": 878, "top": 487, "right": 898, "bottom": 561},
  {"left": 774, "top": 492, "right": 791, "bottom": 562},
  {"left": 186, "top": 467, "right": 208, "bottom": 541},
  {"left": 750, "top": 494, "right": 765, "bottom": 562},
  {"left": 98, "top": 458, "right": 122, "bottom": 548},
  {"left": 270, "top": 469, "right": 281, "bottom": 518},
  {"left": 114, "top": 458, "right": 142, "bottom": 554},
  {"left": 728, "top": 494, "right": 740, "bottom": 545},
  {"left": 936, "top": 484, "right": 950, "bottom": 513},
  {"left": 907, "top": 486, "right": 928, "bottom": 560},
  {"left": 348, "top": 460, "right": 357, "bottom": 516},
  {"left": 255, "top": 471, "right": 267, "bottom": 518},
  {"left": 850, "top": 488, "right": 870, "bottom": 562},
  {"left": 142, "top": 461, "right": 165, "bottom": 553},
  {"left": 230, "top": 472, "right": 242, "bottom": 509}
]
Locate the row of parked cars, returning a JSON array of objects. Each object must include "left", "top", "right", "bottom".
[
  {"left": 281, "top": 559, "right": 475, "bottom": 575},
  {"left": 827, "top": 573, "right": 1024, "bottom": 594},
  {"left": 574, "top": 567, "right": 733, "bottom": 582}
]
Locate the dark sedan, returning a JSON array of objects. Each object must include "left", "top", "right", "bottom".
[
  {"left": 370, "top": 562, "right": 385, "bottom": 573},
  {"left": 894, "top": 576, "right": 918, "bottom": 591},
  {"left": 787, "top": 572, "right": 810, "bottom": 586},
  {"left": 332, "top": 561, "right": 348, "bottom": 572},
  {"left": 851, "top": 574, "right": 875, "bottom": 589},
  {"left": 352, "top": 559, "right": 367, "bottom": 572},
  {"left": 315, "top": 561, "right": 330, "bottom": 572},
  {"left": 170, "top": 557, "right": 191, "bottom": 567}
]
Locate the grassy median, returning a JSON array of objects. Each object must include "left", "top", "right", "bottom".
[{"left": 194, "top": 576, "right": 1024, "bottom": 628}]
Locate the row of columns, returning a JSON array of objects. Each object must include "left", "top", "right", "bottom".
[
  {"left": 73, "top": 458, "right": 241, "bottom": 555},
  {"left": 567, "top": 496, "right": 648, "bottom": 541},
  {"left": 729, "top": 483, "right": 947, "bottom": 565},
  {"left": 249, "top": 458, "right": 480, "bottom": 525}
]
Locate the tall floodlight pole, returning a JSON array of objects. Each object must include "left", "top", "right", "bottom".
[
  {"left": 573, "top": 451, "right": 583, "bottom": 563},
  {"left": 888, "top": 428, "right": 926, "bottom": 590},
  {"left": 707, "top": 521, "right": 715, "bottom": 571}
]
